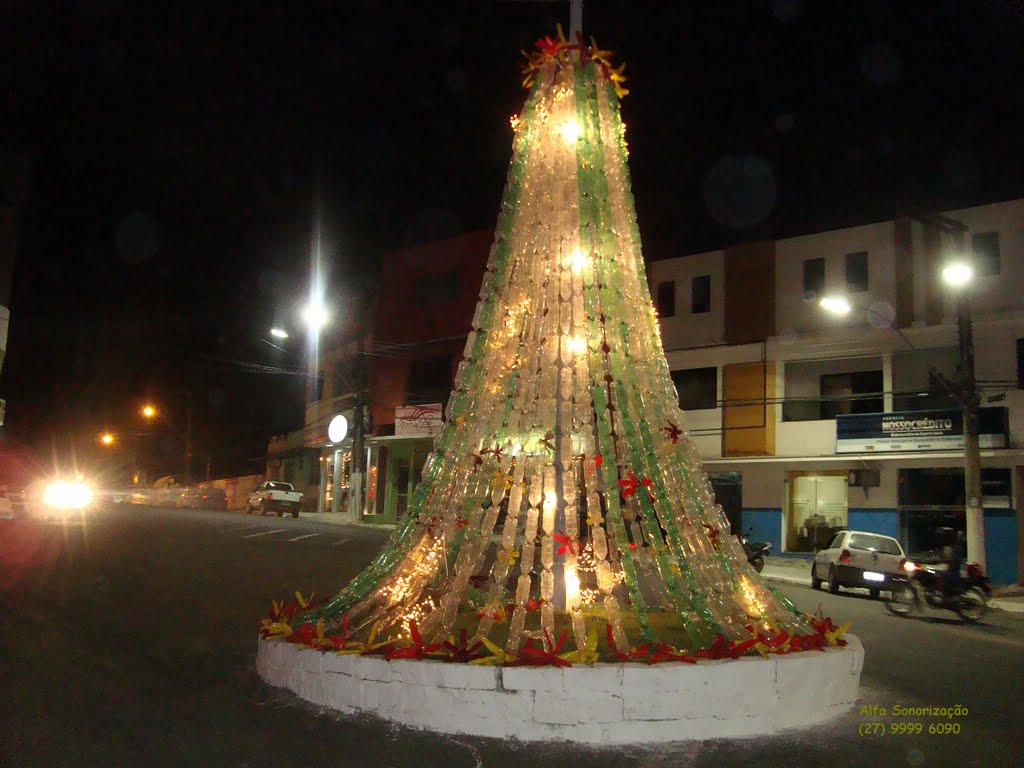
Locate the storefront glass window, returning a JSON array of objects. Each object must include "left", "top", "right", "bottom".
[{"left": 788, "top": 473, "right": 848, "bottom": 552}]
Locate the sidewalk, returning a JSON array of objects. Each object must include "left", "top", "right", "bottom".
[{"left": 760, "top": 556, "right": 1024, "bottom": 614}]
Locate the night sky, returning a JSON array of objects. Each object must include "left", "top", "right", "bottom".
[{"left": 2, "top": 0, "right": 1023, "bottom": 478}]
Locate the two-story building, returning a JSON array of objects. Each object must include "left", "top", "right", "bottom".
[
  {"left": 648, "top": 198, "right": 1024, "bottom": 585},
  {"left": 358, "top": 230, "right": 491, "bottom": 524}
]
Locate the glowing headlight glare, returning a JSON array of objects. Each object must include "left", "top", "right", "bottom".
[
  {"left": 42, "top": 481, "right": 93, "bottom": 509},
  {"left": 819, "top": 295, "right": 851, "bottom": 316}
]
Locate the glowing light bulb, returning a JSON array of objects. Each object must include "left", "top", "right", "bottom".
[
  {"left": 567, "top": 248, "right": 590, "bottom": 272},
  {"left": 559, "top": 119, "right": 581, "bottom": 144},
  {"left": 564, "top": 568, "right": 581, "bottom": 609},
  {"left": 568, "top": 336, "right": 587, "bottom": 355}
]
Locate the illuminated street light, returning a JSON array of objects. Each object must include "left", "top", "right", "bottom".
[
  {"left": 819, "top": 295, "right": 852, "bottom": 316},
  {"left": 269, "top": 327, "right": 289, "bottom": 339},
  {"left": 300, "top": 300, "right": 329, "bottom": 331},
  {"left": 141, "top": 404, "right": 157, "bottom": 419},
  {"left": 100, "top": 432, "right": 116, "bottom": 446},
  {"left": 942, "top": 259, "right": 974, "bottom": 288}
]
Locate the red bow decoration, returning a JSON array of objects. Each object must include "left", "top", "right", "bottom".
[
  {"left": 534, "top": 34, "right": 563, "bottom": 56},
  {"left": 703, "top": 523, "right": 719, "bottom": 546},
  {"left": 510, "top": 629, "right": 572, "bottom": 667},
  {"left": 481, "top": 445, "right": 504, "bottom": 463},
  {"left": 285, "top": 621, "right": 317, "bottom": 645},
  {"left": 663, "top": 420, "right": 683, "bottom": 444},
  {"left": 455, "top": 517, "right": 469, "bottom": 530},
  {"left": 593, "top": 454, "right": 603, "bottom": 467},
  {"left": 605, "top": 623, "right": 632, "bottom": 661},
  {"left": 442, "top": 628, "right": 486, "bottom": 663},
  {"left": 476, "top": 606, "right": 508, "bottom": 622},
  {"left": 692, "top": 633, "right": 759, "bottom": 660},
  {"left": 311, "top": 615, "right": 351, "bottom": 651},
  {"left": 386, "top": 621, "right": 443, "bottom": 660},
  {"left": 618, "top": 471, "right": 640, "bottom": 498},
  {"left": 807, "top": 607, "right": 850, "bottom": 647},
  {"left": 541, "top": 431, "right": 555, "bottom": 453},
  {"left": 554, "top": 530, "right": 578, "bottom": 556},
  {"left": 525, "top": 597, "right": 545, "bottom": 612}
]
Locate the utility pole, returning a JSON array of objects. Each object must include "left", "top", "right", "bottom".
[
  {"left": 910, "top": 215, "right": 986, "bottom": 568},
  {"left": 569, "top": 0, "right": 583, "bottom": 37},
  {"left": 350, "top": 334, "right": 367, "bottom": 522},
  {"left": 184, "top": 391, "right": 193, "bottom": 486},
  {"left": 950, "top": 227, "right": 985, "bottom": 570}
]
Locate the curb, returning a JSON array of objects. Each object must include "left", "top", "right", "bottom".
[
  {"left": 763, "top": 572, "right": 1024, "bottom": 615},
  {"left": 256, "top": 634, "right": 864, "bottom": 743},
  {"left": 989, "top": 599, "right": 1024, "bottom": 614}
]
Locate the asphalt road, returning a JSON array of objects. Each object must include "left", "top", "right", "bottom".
[{"left": 1, "top": 504, "right": 1022, "bottom": 768}]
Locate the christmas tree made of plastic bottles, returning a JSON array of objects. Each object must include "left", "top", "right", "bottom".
[{"left": 286, "top": 34, "right": 821, "bottom": 663}]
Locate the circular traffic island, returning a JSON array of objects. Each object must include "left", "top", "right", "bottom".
[{"left": 256, "top": 634, "right": 863, "bottom": 743}]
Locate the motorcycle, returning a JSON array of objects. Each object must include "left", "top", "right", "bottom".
[
  {"left": 738, "top": 531, "right": 772, "bottom": 573},
  {"left": 885, "top": 557, "right": 990, "bottom": 623}
]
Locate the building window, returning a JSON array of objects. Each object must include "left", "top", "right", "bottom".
[
  {"left": 788, "top": 472, "right": 849, "bottom": 553},
  {"left": 820, "top": 370, "right": 883, "bottom": 421},
  {"left": 803, "top": 257, "right": 825, "bottom": 300},
  {"left": 406, "top": 354, "right": 453, "bottom": 406},
  {"left": 671, "top": 367, "right": 717, "bottom": 410},
  {"left": 413, "top": 271, "right": 458, "bottom": 304},
  {"left": 845, "top": 251, "right": 869, "bottom": 292},
  {"left": 656, "top": 281, "right": 676, "bottom": 318},
  {"left": 691, "top": 275, "right": 711, "bottom": 314},
  {"left": 971, "top": 231, "right": 1000, "bottom": 276}
]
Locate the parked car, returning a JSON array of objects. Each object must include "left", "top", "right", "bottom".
[
  {"left": 811, "top": 530, "right": 906, "bottom": 598},
  {"left": 178, "top": 486, "right": 228, "bottom": 511},
  {"left": 247, "top": 481, "right": 303, "bottom": 518},
  {"left": 128, "top": 488, "right": 150, "bottom": 505}
]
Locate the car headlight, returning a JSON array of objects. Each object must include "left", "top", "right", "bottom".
[{"left": 42, "top": 480, "right": 94, "bottom": 510}]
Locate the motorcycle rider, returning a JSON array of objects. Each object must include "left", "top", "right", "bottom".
[{"left": 937, "top": 528, "right": 966, "bottom": 598}]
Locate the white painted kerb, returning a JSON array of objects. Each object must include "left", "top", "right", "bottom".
[{"left": 256, "top": 634, "right": 863, "bottom": 743}]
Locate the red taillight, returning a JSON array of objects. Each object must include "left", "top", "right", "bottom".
[
  {"left": 202, "top": 495, "right": 208, "bottom": 499},
  {"left": 839, "top": 549, "right": 852, "bottom": 564}
]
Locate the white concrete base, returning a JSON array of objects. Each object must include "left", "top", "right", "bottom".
[{"left": 256, "top": 634, "right": 864, "bottom": 743}]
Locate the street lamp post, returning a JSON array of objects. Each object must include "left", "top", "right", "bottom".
[
  {"left": 943, "top": 230, "right": 985, "bottom": 571},
  {"left": 819, "top": 217, "right": 987, "bottom": 570}
]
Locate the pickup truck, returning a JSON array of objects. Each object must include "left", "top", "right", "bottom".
[{"left": 247, "top": 481, "right": 303, "bottom": 518}]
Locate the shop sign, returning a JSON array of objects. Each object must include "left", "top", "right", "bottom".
[
  {"left": 395, "top": 404, "right": 443, "bottom": 436},
  {"left": 836, "top": 407, "right": 1007, "bottom": 454},
  {"left": 304, "top": 411, "right": 355, "bottom": 447}
]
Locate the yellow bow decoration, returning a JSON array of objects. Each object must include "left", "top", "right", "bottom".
[
  {"left": 470, "top": 637, "right": 518, "bottom": 666},
  {"left": 336, "top": 620, "right": 392, "bottom": 655},
  {"left": 558, "top": 626, "right": 600, "bottom": 665},
  {"left": 260, "top": 619, "right": 293, "bottom": 639}
]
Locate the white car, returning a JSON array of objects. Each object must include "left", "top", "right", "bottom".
[
  {"left": 811, "top": 530, "right": 906, "bottom": 598},
  {"left": 247, "top": 481, "right": 303, "bottom": 518}
]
